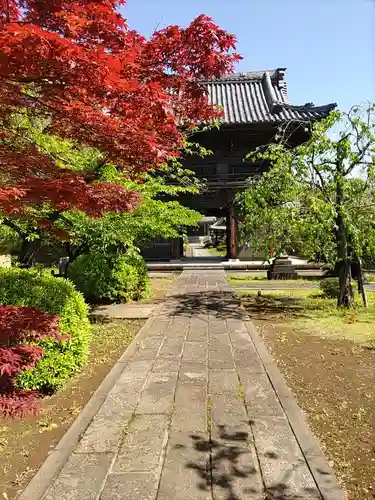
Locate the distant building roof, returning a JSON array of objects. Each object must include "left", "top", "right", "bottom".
[{"left": 205, "top": 68, "right": 337, "bottom": 125}]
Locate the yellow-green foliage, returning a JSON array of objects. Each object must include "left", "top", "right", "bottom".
[
  {"left": 0, "top": 268, "right": 91, "bottom": 393},
  {"left": 69, "top": 251, "right": 149, "bottom": 304}
]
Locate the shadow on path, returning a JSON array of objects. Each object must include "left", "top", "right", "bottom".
[
  {"left": 178, "top": 426, "right": 322, "bottom": 500},
  {"left": 186, "top": 426, "right": 258, "bottom": 500},
  {"left": 166, "top": 291, "right": 247, "bottom": 320}
]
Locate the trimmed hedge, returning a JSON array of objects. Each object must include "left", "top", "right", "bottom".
[
  {"left": 320, "top": 277, "right": 340, "bottom": 299},
  {"left": 0, "top": 268, "right": 91, "bottom": 393},
  {"left": 69, "top": 251, "right": 149, "bottom": 303}
]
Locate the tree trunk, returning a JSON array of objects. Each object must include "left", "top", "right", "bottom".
[
  {"left": 356, "top": 257, "right": 368, "bottom": 308},
  {"left": 57, "top": 243, "right": 87, "bottom": 277},
  {"left": 18, "top": 239, "right": 40, "bottom": 268},
  {"left": 338, "top": 259, "right": 353, "bottom": 307},
  {"left": 336, "top": 174, "right": 353, "bottom": 307}
]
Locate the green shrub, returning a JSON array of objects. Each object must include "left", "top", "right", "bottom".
[
  {"left": 69, "top": 250, "right": 149, "bottom": 303},
  {"left": 0, "top": 267, "right": 91, "bottom": 393},
  {"left": 320, "top": 277, "right": 340, "bottom": 298}
]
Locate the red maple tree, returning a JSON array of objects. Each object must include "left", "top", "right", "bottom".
[
  {"left": 0, "top": 0, "right": 240, "bottom": 218},
  {"left": 0, "top": 305, "right": 64, "bottom": 417}
]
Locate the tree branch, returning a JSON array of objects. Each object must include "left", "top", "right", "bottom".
[
  {"left": 345, "top": 140, "right": 372, "bottom": 176},
  {"left": 2, "top": 218, "right": 27, "bottom": 239}
]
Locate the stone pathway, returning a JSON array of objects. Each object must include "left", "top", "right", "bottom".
[
  {"left": 191, "top": 244, "right": 218, "bottom": 258},
  {"left": 19, "top": 271, "right": 346, "bottom": 500}
]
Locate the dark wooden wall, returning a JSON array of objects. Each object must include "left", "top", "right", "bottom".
[
  {"left": 140, "top": 238, "right": 182, "bottom": 262},
  {"left": 142, "top": 123, "right": 309, "bottom": 260}
]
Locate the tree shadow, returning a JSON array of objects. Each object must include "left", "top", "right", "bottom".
[
  {"left": 240, "top": 294, "right": 320, "bottom": 321},
  {"left": 185, "top": 426, "right": 257, "bottom": 500},
  {"left": 164, "top": 290, "right": 248, "bottom": 320},
  {"left": 184, "top": 425, "right": 322, "bottom": 500}
]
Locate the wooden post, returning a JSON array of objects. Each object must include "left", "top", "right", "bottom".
[
  {"left": 227, "top": 202, "right": 238, "bottom": 260},
  {"left": 357, "top": 257, "right": 368, "bottom": 308},
  {"left": 226, "top": 209, "right": 231, "bottom": 259}
]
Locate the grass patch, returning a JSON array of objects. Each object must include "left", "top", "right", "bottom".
[
  {"left": 227, "top": 273, "right": 267, "bottom": 282},
  {"left": 236, "top": 382, "right": 245, "bottom": 401},
  {"left": 229, "top": 272, "right": 375, "bottom": 285},
  {"left": 229, "top": 275, "right": 319, "bottom": 286},
  {"left": 206, "top": 247, "right": 226, "bottom": 257},
  {"left": 139, "top": 274, "right": 179, "bottom": 304},
  {"left": 89, "top": 320, "right": 138, "bottom": 363},
  {"left": 206, "top": 395, "right": 212, "bottom": 431},
  {"left": 239, "top": 288, "right": 375, "bottom": 345}
]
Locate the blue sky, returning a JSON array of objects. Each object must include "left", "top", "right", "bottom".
[{"left": 122, "top": 0, "right": 374, "bottom": 112}]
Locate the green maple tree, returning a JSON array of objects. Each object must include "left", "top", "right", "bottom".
[
  {"left": 238, "top": 104, "right": 375, "bottom": 307},
  {"left": 1, "top": 116, "right": 204, "bottom": 267}
]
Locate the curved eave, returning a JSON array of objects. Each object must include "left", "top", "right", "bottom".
[{"left": 205, "top": 69, "right": 337, "bottom": 126}]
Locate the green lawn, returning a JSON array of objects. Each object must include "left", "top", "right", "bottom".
[
  {"left": 228, "top": 274, "right": 319, "bottom": 286},
  {"left": 239, "top": 288, "right": 375, "bottom": 345},
  {"left": 229, "top": 272, "right": 375, "bottom": 284},
  {"left": 206, "top": 247, "right": 226, "bottom": 257}
]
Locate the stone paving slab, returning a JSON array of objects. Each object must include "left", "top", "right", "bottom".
[
  {"left": 171, "top": 383, "right": 207, "bottom": 432},
  {"left": 74, "top": 393, "right": 133, "bottom": 453},
  {"left": 211, "top": 438, "right": 263, "bottom": 500},
  {"left": 19, "top": 270, "right": 347, "bottom": 500},
  {"left": 42, "top": 453, "right": 113, "bottom": 500},
  {"left": 100, "top": 473, "right": 159, "bottom": 500},
  {"left": 114, "top": 414, "right": 169, "bottom": 473},
  {"left": 157, "top": 431, "right": 211, "bottom": 500},
  {"left": 136, "top": 372, "right": 178, "bottom": 414},
  {"left": 252, "top": 416, "right": 322, "bottom": 499}
]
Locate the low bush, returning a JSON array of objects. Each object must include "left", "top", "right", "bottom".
[
  {"left": 69, "top": 250, "right": 149, "bottom": 303},
  {"left": 0, "top": 268, "right": 91, "bottom": 398},
  {"left": 320, "top": 277, "right": 340, "bottom": 299}
]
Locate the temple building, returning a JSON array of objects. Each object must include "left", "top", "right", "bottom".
[{"left": 141, "top": 68, "right": 337, "bottom": 261}]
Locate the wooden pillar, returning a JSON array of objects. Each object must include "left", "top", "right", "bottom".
[
  {"left": 226, "top": 213, "right": 230, "bottom": 259},
  {"left": 226, "top": 202, "right": 238, "bottom": 260}
]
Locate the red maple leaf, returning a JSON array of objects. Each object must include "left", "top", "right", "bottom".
[
  {"left": 0, "top": 1, "right": 240, "bottom": 220},
  {"left": 0, "top": 305, "right": 69, "bottom": 418},
  {"left": 0, "top": 305, "right": 62, "bottom": 344}
]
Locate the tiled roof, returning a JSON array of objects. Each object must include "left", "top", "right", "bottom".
[{"left": 205, "top": 68, "right": 337, "bottom": 125}]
